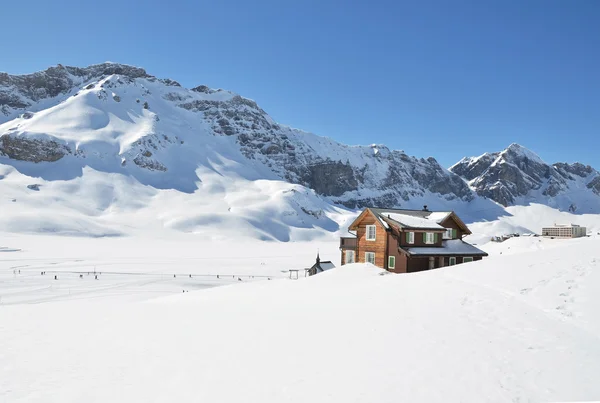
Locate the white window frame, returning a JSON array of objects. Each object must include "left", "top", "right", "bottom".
[
  {"left": 444, "top": 228, "right": 453, "bottom": 239},
  {"left": 388, "top": 256, "right": 395, "bottom": 269},
  {"left": 463, "top": 257, "right": 473, "bottom": 263},
  {"left": 407, "top": 231, "right": 415, "bottom": 244},
  {"left": 344, "top": 250, "right": 355, "bottom": 264},
  {"left": 425, "top": 232, "right": 435, "bottom": 244},
  {"left": 365, "top": 252, "right": 375, "bottom": 265},
  {"left": 366, "top": 225, "right": 377, "bottom": 241},
  {"left": 449, "top": 257, "right": 456, "bottom": 266}
]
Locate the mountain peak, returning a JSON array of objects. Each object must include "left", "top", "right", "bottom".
[
  {"left": 0, "top": 62, "right": 480, "bottom": 214},
  {"left": 501, "top": 143, "right": 545, "bottom": 165},
  {"left": 506, "top": 142, "right": 524, "bottom": 151},
  {"left": 451, "top": 144, "right": 600, "bottom": 209}
]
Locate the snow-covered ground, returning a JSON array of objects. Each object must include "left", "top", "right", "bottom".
[
  {"left": 1, "top": 232, "right": 600, "bottom": 402},
  {"left": 0, "top": 232, "right": 340, "bottom": 305}
]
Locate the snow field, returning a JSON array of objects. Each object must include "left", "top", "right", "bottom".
[
  {"left": 1, "top": 233, "right": 600, "bottom": 402},
  {"left": 0, "top": 233, "right": 340, "bottom": 305}
]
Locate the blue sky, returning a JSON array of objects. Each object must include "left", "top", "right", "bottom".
[{"left": 3, "top": 0, "right": 599, "bottom": 168}]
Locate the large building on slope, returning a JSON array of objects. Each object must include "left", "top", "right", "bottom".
[
  {"left": 340, "top": 206, "right": 487, "bottom": 272},
  {"left": 541, "top": 224, "right": 587, "bottom": 238}
]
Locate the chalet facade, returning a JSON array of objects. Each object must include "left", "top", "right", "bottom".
[{"left": 340, "top": 206, "right": 487, "bottom": 273}]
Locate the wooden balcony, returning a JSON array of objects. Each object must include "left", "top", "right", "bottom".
[{"left": 339, "top": 237, "right": 357, "bottom": 249}]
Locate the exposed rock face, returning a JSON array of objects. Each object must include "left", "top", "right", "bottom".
[
  {"left": 0, "top": 135, "right": 70, "bottom": 163},
  {"left": 176, "top": 92, "right": 474, "bottom": 207},
  {"left": 302, "top": 161, "right": 358, "bottom": 197},
  {"left": 587, "top": 176, "right": 600, "bottom": 195},
  {"left": 0, "top": 62, "right": 497, "bottom": 208},
  {"left": 191, "top": 85, "right": 216, "bottom": 94},
  {"left": 0, "top": 63, "right": 150, "bottom": 115},
  {"left": 133, "top": 155, "right": 167, "bottom": 171},
  {"left": 451, "top": 144, "right": 600, "bottom": 208}
]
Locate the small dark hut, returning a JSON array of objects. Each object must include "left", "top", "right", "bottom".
[{"left": 307, "top": 253, "right": 335, "bottom": 276}]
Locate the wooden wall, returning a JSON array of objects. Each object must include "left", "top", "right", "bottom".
[
  {"left": 398, "top": 230, "right": 444, "bottom": 247},
  {"left": 387, "top": 233, "right": 407, "bottom": 273},
  {"left": 439, "top": 216, "right": 466, "bottom": 239},
  {"left": 356, "top": 212, "right": 387, "bottom": 268}
]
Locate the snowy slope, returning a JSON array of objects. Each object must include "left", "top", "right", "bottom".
[
  {"left": 0, "top": 63, "right": 512, "bottom": 238},
  {"left": 0, "top": 62, "right": 477, "bottom": 209},
  {"left": 2, "top": 63, "right": 599, "bottom": 241},
  {"left": 1, "top": 234, "right": 600, "bottom": 402},
  {"left": 451, "top": 143, "right": 600, "bottom": 212}
]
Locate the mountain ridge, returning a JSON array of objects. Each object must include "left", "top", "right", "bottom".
[
  {"left": 0, "top": 62, "right": 478, "bottom": 208},
  {"left": 450, "top": 143, "right": 600, "bottom": 212},
  {"left": 0, "top": 63, "right": 598, "bottom": 241}
]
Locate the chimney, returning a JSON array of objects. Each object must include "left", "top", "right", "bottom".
[{"left": 423, "top": 205, "right": 429, "bottom": 211}]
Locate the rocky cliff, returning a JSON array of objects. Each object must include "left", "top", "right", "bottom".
[
  {"left": 450, "top": 144, "right": 600, "bottom": 212},
  {"left": 0, "top": 63, "right": 476, "bottom": 209}
]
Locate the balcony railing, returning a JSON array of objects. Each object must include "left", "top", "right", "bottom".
[{"left": 340, "top": 237, "right": 357, "bottom": 249}]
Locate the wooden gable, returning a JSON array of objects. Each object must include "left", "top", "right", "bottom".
[
  {"left": 439, "top": 212, "right": 471, "bottom": 235},
  {"left": 350, "top": 208, "right": 388, "bottom": 268},
  {"left": 348, "top": 208, "right": 387, "bottom": 232}
]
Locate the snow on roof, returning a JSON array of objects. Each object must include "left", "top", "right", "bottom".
[
  {"left": 426, "top": 212, "right": 452, "bottom": 224},
  {"left": 404, "top": 240, "right": 488, "bottom": 256},
  {"left": 380, "top": 212, "right": 446, "bottom": 230}
]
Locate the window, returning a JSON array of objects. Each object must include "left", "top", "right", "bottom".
[
  {"left": 366, "top": 225, "right": 376, "bottom": 241},
  {"left": 424, "top": 232, "right": 435, "bottom": 244},
  {"left": 463, "top": 257, "right": 473, "bottom": 263},
  {"left": 406, "top": 232, "right": 415, "bottom": 244},
  {"left": 449, "top": 257, "right": 456, "bottom": 266},
  {"left": 444, "top": 228, "right": 453, "bottom": 239},
  {"left": 365, "top": 252, "right": 375, "bottom": 264},
  {"left": 388, "top": 256, "right": 395, "bottom": 269},
  {"left": 344, "top": 250, "right": 355, "bottom": 264}
]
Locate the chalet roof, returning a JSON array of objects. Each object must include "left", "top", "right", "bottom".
[
  {"left": 403, "top": 240, "right": 488, "bottom": 257},
  {"left": 318, "top": 261, "right": 336, "bottom": 271},
  {"left": 382, "top": 213, "right": 446, "bottom": 230},
  {"left": 309, "top": 260, "right": 336, "bottom": 272},
  {"left": 371, "top": 208, "right": 451, "bottom": 231},
  {"left": 348, "top": 207, "right": 472, "bottom": 235}
]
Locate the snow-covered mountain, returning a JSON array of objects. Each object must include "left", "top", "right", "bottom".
[
  {"left": 0, "top": 63, "right": 509, "bottom": 239},
  {"left": 450, "top": 144, "right": 600, "bottom": 213},
  {"left": 0, "top": 63, "right": 475, "bottom": 205},
  {"left": 1, "top": 63, "right": 597, "bottom": 240}
]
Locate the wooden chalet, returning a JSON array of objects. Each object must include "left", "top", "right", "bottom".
[{"left": 339, "top": 206, "right": 487, "bottom": 272}]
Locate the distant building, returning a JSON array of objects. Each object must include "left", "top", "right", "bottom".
[
  {"left": 541, "top": 224, "right": 587, "bottom": 238},
  {"left": 306, "top": 254, "right": 335, "bottom": 276}
]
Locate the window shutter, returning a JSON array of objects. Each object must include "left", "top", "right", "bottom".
[
  {"left": 423, "top": 233, "right": 426, "bottom": 243},
  {"left": 434, "top": 233, "right": 438, "bottom": 243},
  {"left": 453, "top": 229, "right": 457, "bottom": 239},
  {"left": 406, "top": 232, "right": 409, "bottom": 243}
]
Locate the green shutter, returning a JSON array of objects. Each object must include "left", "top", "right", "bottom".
[
  {"left": 406, "top": 232, "right": 409, "bottom": 243},
  {"left": 434, "top": 233, "right": 438, "bottom": 243},
  {"left": 422, "top": 233, "right": 426, "bottom": 243},
  {"left": 452, "top": 229, "right": 457, "bottom": 239}
]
